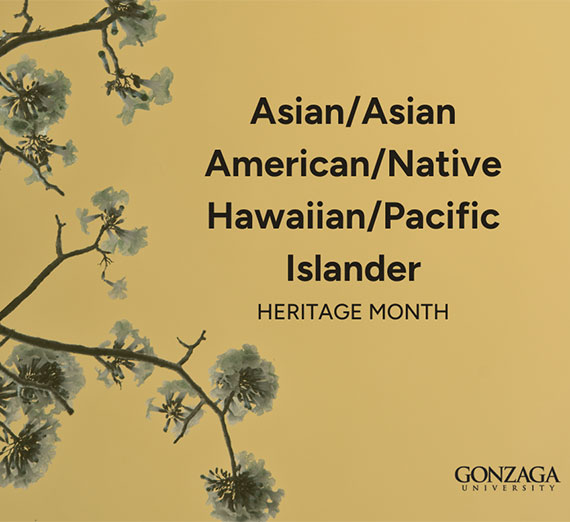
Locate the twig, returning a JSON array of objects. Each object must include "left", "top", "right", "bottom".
[
  {"left": 0, "top": 335, "right": 10, "bottom": 349},
  {"left": 55, "top": 215, "right": 66, "bottom": 257},
  {"left": 101, "top": 26, "right": 120, "bottom": 74},
  {"left": 14, "top": 0, "right": 33, "bottom": 34},
  {"left": 90, "top": 7, "right": 108, "bottom": 24},
  {"left": 177, "top": 330, "right": 206, "bottom": 366},
  {"left": 0, "top": 361, "right": 74, "bottom": 415},
  {"left": 173, "top": 399, "right": 206, "bottom": 444}
]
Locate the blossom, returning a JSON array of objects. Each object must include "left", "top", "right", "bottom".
[
  {"left": 202, "top": 451, "right": 284, "bottom": 521},
  {"left": 99, "top": 226, "right": 148, "bottom": 257},
  {"left": 83, "top": 188, "right": 148, "bottom": 262},
  {"left": 52, "top": 139, "right": 77, "bottom": 166},
  {"left": 16, "top": 134, "right": 77, "bottom": 168},
  {"left": 114, "top": 0, "right": 166, "bottom": 48},
  {"left": 106, "top": 68, "right": 173, "bottom": 124},
  {"left": 0, "top": 418, "right": 60, "bottom": 488},
  {"left": 96, "top": 320, "right": 154, "bottom": 387},
  {"left": 80, "top": 188, "right": 147, "bottom": 300},
  {"left": 0, "top": 56, "right": 71, "bottom": 136},
  {"left": 75, "top": 208, "right": 101, "bottom": 234},
  {"left": 210, "top": 345, "right": 278, "bottom": 424},
  {"left": 146, "top": 380, "right": 204, "bottom": 439},
  {"left": 140, "top": 67, "right": 173, "bottom": 105},
  {"left": 91, "top": 187, "right": 129, "bottom": 213},
  {"left": 5, "top": 345, "right": 85, "bottom": 417},
  {"left": 104, "top": 277, "right": 128, "bottom": 300},
  {"left": 117, "top": 90, "right": 151, "bottom": 125},
  {"left": 115, "top": 226, "right": 148, "bottom": 256}
]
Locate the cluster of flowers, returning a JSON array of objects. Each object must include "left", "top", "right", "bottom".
[
  {"left": 0, "top": 57, "right": 76, "bottom": 184},
  {"left": 77, "top": 186, "right": 148, "bottom": 300},
  {"left": 202, "top": 452, "right": 284, "bottom": 522},
  {"left": 96, "top": 320, "right": 155, "bottom": 387},
  {"left": 0, "top": 0, "right": 172, "bottom": 188},
  {"left": 0, "top": 3, "right": 284, "bottom": 518},
  {"left": 98, "top": 0, "right": 173, "bottom": 124},
  {"left": 0, "top": 345, "right": 84, "bottom": 487},
  {"left": 0, "top": 319, "right": 155, "bottom": 488},
  {"left": 147, "top": 345, "right": 283, "bottom": 521},
  {"left": 107, "top": 0, "right": 166, "bottom": 48}
]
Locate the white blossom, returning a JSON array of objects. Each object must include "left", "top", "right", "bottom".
[{"left": 117, "top": 0, "right": 166, "bottom": 48}]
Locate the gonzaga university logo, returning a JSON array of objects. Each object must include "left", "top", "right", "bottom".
[{"left": 455, "top": 466, "right": 560, "bottom": 492}]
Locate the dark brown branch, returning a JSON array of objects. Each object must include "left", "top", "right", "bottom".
[
  {"left": 0, "top": 335, "right": 10, "bottom": 349},
  {"left": 173, "top": 399, "right": 206, "bottom": 444},
  {"left": 0, "top": 361, "right": 74, "bottom": 415},
  {"left": 177, "top": 330, "right": 206, "bottom": 366},
  {"left": 0, "top": 323, "right": 222, "bottom": 415},
  {"left": 0, "top": 228, "right": 104, "bottom": 321},
  {"left": 55, "top": 214, "right": 66, "bottom": 257},
  {"left": 14, "top": 0, "right": 33, "bottom": 34},
  {"left": 0, "top": 15, "right": 116, "bottom": 59},
  {"left": 219, "top": 415, "right": 237, "bottom": 476},
  {"left": 0, "top": 136, "right": 64, "bottom": 196},
  {"left": 0, "top": 325, "right": 237, "bottom": 473}
]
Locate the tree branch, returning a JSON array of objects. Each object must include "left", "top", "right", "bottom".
[
  {"left": 173, "top": 399, "right": 206, "bottom": 444},
  {"left": 0, "top": 326, "right": 238, "bottom": 474},
  {"left": 14, "top": 0, "right": 33, "bottom": 34},
  {"left": 177, "top": 330, "right": 206, "bottom": 366},
  {"left": 219, "top": 415, "right": 237, "bottom": 476},
  {"left": 0, "top": 227, "right": 104, "bottom": 321},
  {"left": 0, "top": 323, "right": 222, "bottom": 415},
  {"left": 0, "top": 136, "right": 64, "bottom": 196},
  {"left": 0, "top": 361, "right": 74, "bottom": 415},
  {"left": 0, "top": 15, "right": 117, "bottom": 59}
]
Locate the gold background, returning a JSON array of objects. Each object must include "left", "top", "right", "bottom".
[{"left": 1, "top": 1, "right": 569, "bottom": 520}]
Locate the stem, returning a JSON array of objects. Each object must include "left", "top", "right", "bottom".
[
  {"left": 218, "top": 414, "right": 237, "bottom": 476},
  {"left": 222, "top": 390, "right": 235, "bottom": 415},
  {"left": 55, "top": 215, "right": 65, "bottom": 257},
  {"left": 0, "top": 361, "right": 74, "bottom": 415},
  {"left": 173, "top": 399, "right": 206, "bottom": 444},
  {"left": 177, "top": 330, "right": 206, "bottom": 366},
  {"left": 101, "top": 26, "right": 120, "bottom": 74},
  {"left": 0, "top": 16, "right": 116, "bottom": 59},
  {"left": 14, "top": 0, "right": 33, "bottom": 34}
]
